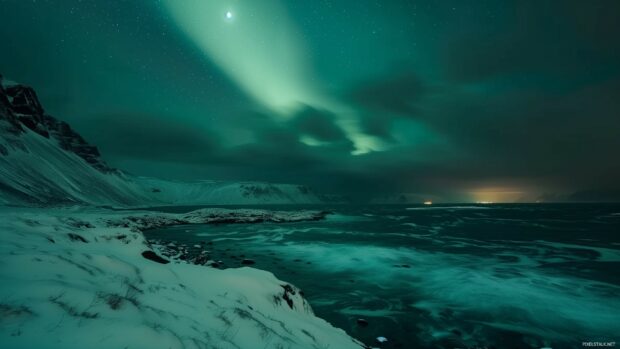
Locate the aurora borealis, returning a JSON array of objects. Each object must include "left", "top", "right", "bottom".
[{"left": 1, "top": 0, "right": 619, "bottom": 202}]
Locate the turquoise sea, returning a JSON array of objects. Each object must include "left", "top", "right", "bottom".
[{"left": 146, "top": 204, "right": 620, "bottom": 349}]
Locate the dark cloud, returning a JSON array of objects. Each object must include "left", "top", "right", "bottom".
[
  {"left": 73, "top": 114, "right": 219, "bottom": 164},
  {"left": 223, "top": 128, "right": 322, "bottom": 169},
  {"left": 438, "top": 2, "right": 620, "bottom": 83},
  {"left": 292, "top": 106, "right": 347, "bottom": 142},
  {"left": 216, "top": 112, "right": 356, "bottom": 171},
  {"left": 74, "top": 108, "right": 360, "bottom": 189},
  {"left": 347, "top": 74, "right": 429, "bottom": 140},
  {"left": 345, "top": 71, "right": 620, "bottom": 195},
  {"left": 350, "top": 74, "right": 428, "bottom": 116}
]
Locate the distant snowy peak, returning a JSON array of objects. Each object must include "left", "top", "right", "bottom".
[{"left": 138, "top": 178, "right": 326, "bottom": 205}]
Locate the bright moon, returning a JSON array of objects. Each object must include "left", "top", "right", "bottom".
[{"left": 226, "top": 11, "right": 232, "bottom": 19}]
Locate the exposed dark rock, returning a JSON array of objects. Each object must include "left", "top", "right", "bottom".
[
  {"left": 192, "top": 254, "right": 209, "bottom": 266},
  {"left": 241, "top": 259, "right": 255, "bottom": 265},
  {"left": 0, "top": 77, "right": 25, "bottom": 133},
  {"left": 104, "top": 294, "right": 124, "bottom": 310},
  {"left": 280, "top": 284, "right": 296, "bottom": 309},
  {"left": 67, "top": 233, "right": 88, "bottom": 243},
  {"left": 5, "top": 85, "right": 44, "bottom": 116},
  {"left": 241, "top": 184, "right": 285, "bottom": 198},
  {"left": 356, "top": 318, "right": 369, "bottom": 327},
  {"left": 282, "top": 290, "right": 294, "bottom": 309},
  {"left": 0, "top": 76, "right": 116, "bottom": 173},
  {"left": 297, "top": 185, "right": 310, "bottom": 194},
  {"left": 141, "top": 250, "right": 169, "bottom": 264},
  {"left": 0, "top": 303, "right": 34, "bottom": 318},
  {"left": 393, "top": 264, "right": 411, "bottom": 268},
  {"left": 64, "top": 218, "right": 95, "bottom": 229}
]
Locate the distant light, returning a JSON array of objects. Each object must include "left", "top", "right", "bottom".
[
  {"left": 226, "top": 11, "right": 233, "bottom": 19},
  {"left": 423, "top": 201, "right": 433, "bottom": 205},
  {"left": 476, "top": 201, "right": 494, "bottom": 204}
]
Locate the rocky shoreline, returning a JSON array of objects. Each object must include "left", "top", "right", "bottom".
[{"left": 0, "top": 206, "right": 368, "bottom": 349}]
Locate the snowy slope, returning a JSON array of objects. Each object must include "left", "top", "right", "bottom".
[
  {"left": 0, "top": 127, "right": 322, "bottom": 206},
  {"left": 0, "top": 128, "right": 151, "bottom": 206},
  {"left": 0, "top": 207, "right": 366, "bottom": 349},
  {"left": 0, "top": 76, "right": 324, "bottom": 206},
  {"left": 137, "top": 177, "right": 323, "bottom": 205},
  {"left": 0, "top": 127, "right": 323, "bottom": 206}
]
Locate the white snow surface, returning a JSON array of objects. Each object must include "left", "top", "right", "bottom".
[
  {"left": 0, "top": 207, "right": 364, "bottom": 349},
  {"left": 137, "top": 177, "right": 324, "bottom": 206},
  {"left": 0, "top": 129, "right": 149, "bottom": 206}
]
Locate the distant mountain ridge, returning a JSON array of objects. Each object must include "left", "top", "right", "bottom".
[{"left": 0, "top": 75, "right": 328, "bottom": 206}]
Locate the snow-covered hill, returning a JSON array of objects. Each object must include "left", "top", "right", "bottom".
[
  {"left": 0, "top": 207, "right": 366, "bottom": 349},
  {"left": 0, "top": 75, "right": 324, "bottom": 206},
  {"left": 138, "top": 177, "right": 324, "bottom": 206}
]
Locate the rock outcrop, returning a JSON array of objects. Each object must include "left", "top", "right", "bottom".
[{"left": 0, "top": 75, "right": 114, "bottom": 172}]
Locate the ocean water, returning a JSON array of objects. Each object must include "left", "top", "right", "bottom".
[{"left": 145, "top": 204, "right": 620, "bottom": 349}]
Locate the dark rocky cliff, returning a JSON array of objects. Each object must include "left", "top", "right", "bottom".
[{"left": 0, "top": 74, "right": 115, "bottom": 172}]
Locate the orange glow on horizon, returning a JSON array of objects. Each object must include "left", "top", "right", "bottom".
[{"left": 469, "top": 187, "right": 525, "bottom": 203}]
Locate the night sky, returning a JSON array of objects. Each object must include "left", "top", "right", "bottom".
[{"left": 1, "top": 0, "right": 619, "bottom": 202}]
